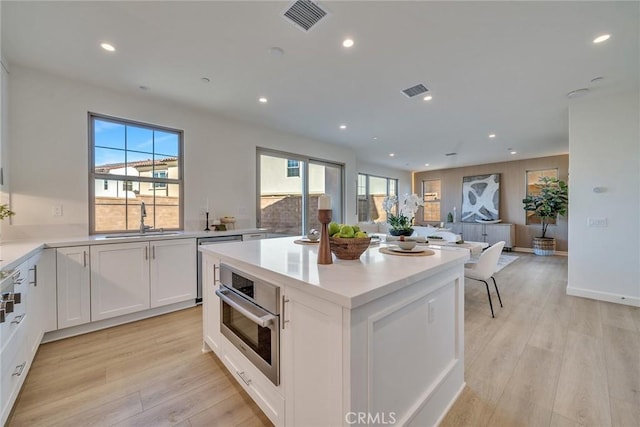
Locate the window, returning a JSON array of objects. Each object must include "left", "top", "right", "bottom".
[
  {"left": 357, "top": 173, "right": 398, "bottom": 222},
  {"left": 153, "top": 171, "right": 168, "bottom": 188},
  {"left": 422, "top": 179, "right": 441, "bottom": 222},
  {"left": 89, "top": 113, "right": 183, "bottom": 233},
  {"left": 258, "top": 149, "right": 343, "bottom": 236},
  {"left": 287, "top": 159, "right": 300, "bottom": 177}
]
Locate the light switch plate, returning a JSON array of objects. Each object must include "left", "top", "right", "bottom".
[{"left": 587, "top": 217, "right": 607, "bottom": 227}]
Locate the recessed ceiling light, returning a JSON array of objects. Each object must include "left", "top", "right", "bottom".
[
  {"left": 372, "top": 136, "right": 378, "bottom": 140},
  {"left": 339, "top": 124, "right": 347, "bottom": 129},
  {"left": 424, "top": 163, "right": 430, "bottom": 167},
  {"left": 139, "top": 86, "right": 148, "bottom": 91},
  {"left": 488, "top": 133, "right": 496, "bottom": 138},
  {"left": 258, "top": 97, "right": 268, "bottom": 104},
  {"left": 423, "top": 95, "right": 433, "bottom": 101},
  {"left": 590, "top": 76, "right": 604, "bottom": 84},
  {"left": 100, "top": 42, "right": 116, "bottom": 52},
  {"left": 342, "top": 38, "right": 354, "bottom": 48},
  {"left": 201, "top": 77, "right": 210, "bottom": 83},
  {"left": 389, "top": 153, "right": 395, "bottom": 157},
  {"left": 593, "top": 34, "right": 611, "bottom": 44},
  {"left": 510, "top": 151, "right": 517, "bottom": 155}
]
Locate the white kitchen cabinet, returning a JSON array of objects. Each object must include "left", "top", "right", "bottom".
[
  {"left": 150, "top": 239, "right": 196, "bottom": 308},
  {"left": 27, "top": 249, "right": 56, "bottom": 354},
  {"left": 281, "top": 285, "right": 343, "bottom": 427},
  {"left": 56, "top": 246, "right": 91, "bottom": 328},
  {"left": 90, "top": 242, "right": 150, "bottom": 321},
  {"left": 1, "top": 250, "right": 52, "bottom": 426},
  {"left": 202, "top": 253, "right": 222, "bottom": 353}
]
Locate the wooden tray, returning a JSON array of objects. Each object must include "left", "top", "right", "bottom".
[{"left": 379, "top": 247, "right": 435, "bottom": 257}]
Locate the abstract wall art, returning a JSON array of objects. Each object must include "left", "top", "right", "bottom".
[{"left": 461, "top": 173, "right": 500, "bottom": 222}]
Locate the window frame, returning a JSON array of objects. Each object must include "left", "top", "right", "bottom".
[
  {"left": 357, "top": 173, "right": 398, "bottom": 222},
  {"left": 286, "top": 159, "right": 300, "bottom": 177},
  {"left": 422, "top": 179, "right": 442, "bottom": 222},
  {"left": 88, "top": 112, "right": 184, "bottom": 234}
]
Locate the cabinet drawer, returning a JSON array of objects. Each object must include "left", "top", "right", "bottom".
[
  {"left": 0, "top": 316, "right": 28, "bottom": 420},
  {"left": 221, "top": 337, "right": 284, "bottom": 426}
]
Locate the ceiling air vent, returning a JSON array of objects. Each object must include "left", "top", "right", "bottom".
[
  {"left": 402, "top": 84, "right": 429, "bottom": 98},
  {"left": 282, "top": 0, "right": 329, "bottom": 32},
  {"left": 445, "top": 152, "right": 457, "bottom": 156}
]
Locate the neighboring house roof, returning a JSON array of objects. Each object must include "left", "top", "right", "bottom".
[{"left": 96, "top": 157, "right": 177, "bottom": 173}]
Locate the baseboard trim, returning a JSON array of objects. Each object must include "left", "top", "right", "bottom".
[
  {"left": 514, "top": 247, "right": 568, "bottom": 256},
  {"left": 566, "top": 286, "right": 640, "bottom": 307},
  {"left": 42, "top": 300, "right": 196, "bottom": 343}
]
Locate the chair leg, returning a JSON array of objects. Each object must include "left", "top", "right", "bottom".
[
  {"left": 491, "top": 276, "right": 503, "bottom": 307},
  {"left": 482, "top": 279, "right": 495, "bottom": 318}
]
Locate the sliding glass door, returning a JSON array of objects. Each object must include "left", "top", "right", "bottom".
[{"left": 258, "top": 150, "right": 343, "bottom": 236}]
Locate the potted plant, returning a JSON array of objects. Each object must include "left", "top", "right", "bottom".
[
  {"left": 0, "top": 204, "right": 14, "bottom": 221},
  {"left": 522, "top": 176, "right": 568, "bottom": 255},
  {"left": 384, "top": 194, "right": 422, "bottom": 236}
]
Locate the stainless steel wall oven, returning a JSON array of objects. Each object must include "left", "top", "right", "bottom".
[{"left": 216, "top": 264, "right": 280, "bottom": 385}]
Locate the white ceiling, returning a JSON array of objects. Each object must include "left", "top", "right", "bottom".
[{"left": 3, "top": 1, "right": 638, "bottom": 171}]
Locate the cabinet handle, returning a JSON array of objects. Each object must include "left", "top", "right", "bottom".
[
  {"left": 237, "top": 371, "right": 252, "bottom": 386},
  {"left": 0, "top": 308, "right": 5, "bottom": 323},
  {"left": 30, "top": 265, "right": 38, "bottom": 286},
  {"left": 213, "top": 265, "right": 219, "bottom": 285},
  {"left": 152, "top": 245, "right": 155, "bottom": 260},
  {"left": 83, "top": 250, "right": 87, "bottom": 268},
  {"left": 12, "top": 362, "right": 26, "bottom": 377},
  {"left": 11, "top": 314, "right": 25, "bottom": 325},
  {"left": 282, "top": 296, "right": 290, "bottom": 329},
  {"left": 145, "top": 246, "right": 148, "bottom": 260}
]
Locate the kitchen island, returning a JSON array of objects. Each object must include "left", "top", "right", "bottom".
[{"left": 200, "top": 236, "right": 469, "bottom": 427}]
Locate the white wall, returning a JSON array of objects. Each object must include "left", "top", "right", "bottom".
[
  {"left": 568, "top": 92, "right": 640, "bottom": 306},
  {"left": 5, "top": 65, "right": 368, "bottom": 238}
]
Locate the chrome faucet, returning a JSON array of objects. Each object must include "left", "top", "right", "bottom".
[{"left": 140, "top": 201, "right": 151, "bottom": 233}]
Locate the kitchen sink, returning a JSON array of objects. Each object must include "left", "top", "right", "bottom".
[{"left": 102, "top": 231, "right": 182, "bottom": 239}]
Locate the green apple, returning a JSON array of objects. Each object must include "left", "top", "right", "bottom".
[
  {"left": 355, "top": 231, "right": 368, "bottom": 238},
  {"left": 328, "top": 222, "right": 341, "bottom": 236},
  {"left": 339, "top": 225, "right": 355, "bottom": 238}
]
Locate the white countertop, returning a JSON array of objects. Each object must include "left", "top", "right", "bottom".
[
  {"left": 0, "top": 228, "right": 266, "bottom": 271},
  {"left": 200, "top": 236, "right": 469, "bottom": 309}
]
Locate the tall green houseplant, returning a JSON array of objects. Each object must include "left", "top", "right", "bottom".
[{"left": 523, "top": 176, "right": 568, "bottom": 255}]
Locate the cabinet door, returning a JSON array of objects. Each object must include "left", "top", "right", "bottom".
[
  {"left": 150, "top": 239, "right": 196, "bottom": 308},
  {"left": 90, "top": 242, "right": 150, "bottom": 321},
  {"left": 56, "top": 246, "right": 91, "bottom": 328},
  {"left": 282, "top": 286, "right": 343, "bottom": 427},
  {"left": 27, "top": 249, "right": 56, "bottom": 353},
  {"left": 485, "top": 224, "right": 514, "bottom": 248},
  {"left": 202, "top": 254, "right": 222, "bottom": 354},
  {"left": 462, "top": 223, "right": 484, "bottom": 242}
]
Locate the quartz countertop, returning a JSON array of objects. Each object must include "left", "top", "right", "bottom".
[
  {"left": 200, "top": 236, "right": 469, "bottom": 309},
  {"left": 0, "top": 228, "right": 266, "bottom": 271}
]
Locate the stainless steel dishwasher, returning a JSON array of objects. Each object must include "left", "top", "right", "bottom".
[{"left": 196, "top": 235, "right": 242, "bottom": 303}]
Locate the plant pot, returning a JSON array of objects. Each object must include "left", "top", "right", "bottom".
[
  {"left": 389, "top": 228, "right": 413, "bottom": 237},
  {"left": 532, "top": 237, "right": 556, "bottom": 256}
]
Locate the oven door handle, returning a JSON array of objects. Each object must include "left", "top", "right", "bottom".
[{"left": 215, "top": 288, "right": 276, "bottom": 328}]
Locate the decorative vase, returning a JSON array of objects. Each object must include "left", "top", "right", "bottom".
[
  {"left": 532, "top": 237, "right": 556, "bottom": 256},
  {"left": 389, "top": 228, "right": 414, "bottom": 237}
]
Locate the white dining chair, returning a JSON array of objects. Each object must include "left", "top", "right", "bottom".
[{"left": 464, "top": 241, "right": 505, "bottom": 318}]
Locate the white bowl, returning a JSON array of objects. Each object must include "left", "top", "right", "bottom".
[{"left": 398, "top": 240, "right": 417, "bottom": 250}]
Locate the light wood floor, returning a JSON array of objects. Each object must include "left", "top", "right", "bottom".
[{"left": 8, "top": 253, "right": 640, "bottom": 426}]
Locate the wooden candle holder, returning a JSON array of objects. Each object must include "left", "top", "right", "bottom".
[{"left": 317, "top": 209, "right": 333, "bottom": 265}]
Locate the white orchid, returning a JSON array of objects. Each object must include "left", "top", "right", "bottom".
[
  {"left": 382, "top": 195, "right": 398, "bottom": 213},
  {"left": 399, "top": 193, "right": 422, "bottom": 219}
]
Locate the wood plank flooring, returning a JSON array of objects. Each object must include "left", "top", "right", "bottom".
[{"left": 7, "top": 252, "right": 640, "bottom": 426}]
